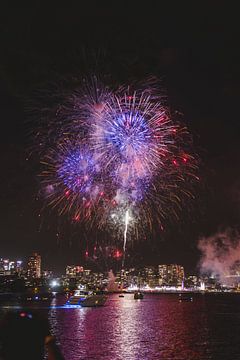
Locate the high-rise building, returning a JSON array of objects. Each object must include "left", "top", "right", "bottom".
[
  {"left": 143, "top": 266, "right": 159, "bottom": 287},
  {"left": 27, "top": 253, "right": 41, "bottom": 278},
  {"left": 158, "top": 264, "right": 184, "bottom": 286},
  {"left": 158, "top": 265, "right": 168, "bottom": 286}
]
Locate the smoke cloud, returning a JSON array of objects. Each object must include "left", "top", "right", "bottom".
[
  {"left": 107, "top": 270, "right": 119, "bottom": 292},
  {"left": 198, "top": 229, "right": 240, "bottom": 283}
]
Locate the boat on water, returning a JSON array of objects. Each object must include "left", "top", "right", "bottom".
[
  {"left": 178, "top": 293, "right": 193, "bottom": 302},
  {"left": 134, "top": 291, "right": 144, "bottom": 300},
  {"left": 133, "top": 274, "right": 144, "bottom": 300},
  {"left": 66, "top": 289, "right": 107, "bottom": 307}
]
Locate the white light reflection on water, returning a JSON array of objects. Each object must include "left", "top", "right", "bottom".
[{"left": 111, "top": 293, "right": 150, "bottom": 360}]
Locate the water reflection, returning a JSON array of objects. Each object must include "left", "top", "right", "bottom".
[
  {"left": 109, "top": 294, "right": 210, "bottom": 360},
  {"left": 47, "top": 293, "right": 240, "bottom": 360},
  {"left": 112, "top": 294, "right": 144, "bottom": 359}
]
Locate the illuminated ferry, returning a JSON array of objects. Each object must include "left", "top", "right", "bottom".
[{"left": 66, "top": 289, "right": 107, "bottom": 307}]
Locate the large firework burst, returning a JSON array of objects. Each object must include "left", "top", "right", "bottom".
[{"left": 37, "top": 77, "right": 199, "bottom": 240}]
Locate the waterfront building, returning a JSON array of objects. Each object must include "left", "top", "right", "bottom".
[
  {"left": 158, "top": 265, "right": 168, "bottom": 286},
  {"left": 184, "top": 275, "right": 199, "bottom": 289},
  {"left": 115, "top": 269, "right": 129, "bottom": 288},
  {"left": 143, "top": 266, "right": 159, "bottom": 288},
  {"left": 158, "top": 264, "right": 184, "bottom": 286}
]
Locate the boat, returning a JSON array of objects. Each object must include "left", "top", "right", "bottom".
[
  {"left": 134, "top": 291, "right": 144, "bottom": 300},
  {"left": 66, "top": 289, "right": 107, "bottom": 307},
  {"left": 178, "top": 293, "right": 193, "bottom": 302},
  {"left": 134, "top": 275, "right": 144, "bottom": 300}
]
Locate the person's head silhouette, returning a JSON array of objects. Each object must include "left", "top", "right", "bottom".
[
  {"left": 0, "top": 310, "right": 64, "bottom": 360},
  {"left": 0, "top": 311, "right": 48, "bottom": 360}
]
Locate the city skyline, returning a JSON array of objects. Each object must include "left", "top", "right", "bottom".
[
  {"left": 1, "top": 252, "right": 240, "bottom": 294},
  {"left": 0, "top": 253, "right": 187, "bottom": 276}
]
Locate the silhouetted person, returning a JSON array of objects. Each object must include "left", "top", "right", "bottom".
[{"left": 0, "top": 311, "right": 64, "bottom": 360}]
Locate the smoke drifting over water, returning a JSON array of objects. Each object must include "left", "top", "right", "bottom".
[
  {"left": 198, "top": 229, "right": 240, "bottom": 282},
  {"left": 107, "top": 270, "right": 118, "bottom": 292}
]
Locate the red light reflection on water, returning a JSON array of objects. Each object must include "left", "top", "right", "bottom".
[{"left": 48, "top": 293, "right": 238, "bottom": 359}]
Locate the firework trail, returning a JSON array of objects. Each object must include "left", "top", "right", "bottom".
[
  {"left": 36, "top": 77, "right": 199, "bottom": 256},
  {"left": 122, "top": 209, "right": 130, "bottom": 268}
]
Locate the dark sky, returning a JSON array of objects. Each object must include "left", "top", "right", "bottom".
[{"left": 0, "top": 3, "right": 239, "bottom": 274}]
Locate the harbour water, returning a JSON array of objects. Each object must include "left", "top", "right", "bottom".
[
  {"left": 50, "top": 293, "right": 240, "bottom": 360},
  {"left": 1, "top": 293, "right": 240, "bottom": 359}
]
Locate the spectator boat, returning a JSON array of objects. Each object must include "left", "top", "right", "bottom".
[{"left": 66, "top": 289, "right": 107, "bottom": 307}]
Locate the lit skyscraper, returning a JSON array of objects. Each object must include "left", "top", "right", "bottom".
[
  {"left": 158, "top": 264, "right": 168, "bottom": 286},
  {"left": 143, "top": 266, "right": 159, "bottom": 287},
  {"left": 27, "top": 253, "right": 41, "bottom": 278}
]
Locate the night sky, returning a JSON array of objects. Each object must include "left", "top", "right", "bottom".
[{"left": 0, "top": 3, "right": 239, "bottom": 274}]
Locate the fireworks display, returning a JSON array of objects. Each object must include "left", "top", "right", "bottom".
[{"left": 37, "top": 77, "right": 199, "bottom": 248}]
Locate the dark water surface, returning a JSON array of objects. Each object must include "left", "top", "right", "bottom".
[{"left": 2, "top": 293, "right": 240, "bottom": 359}]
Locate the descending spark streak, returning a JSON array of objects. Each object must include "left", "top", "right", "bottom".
[{"left": 122, "top": 209, "right": 130, "bottom": 268}]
